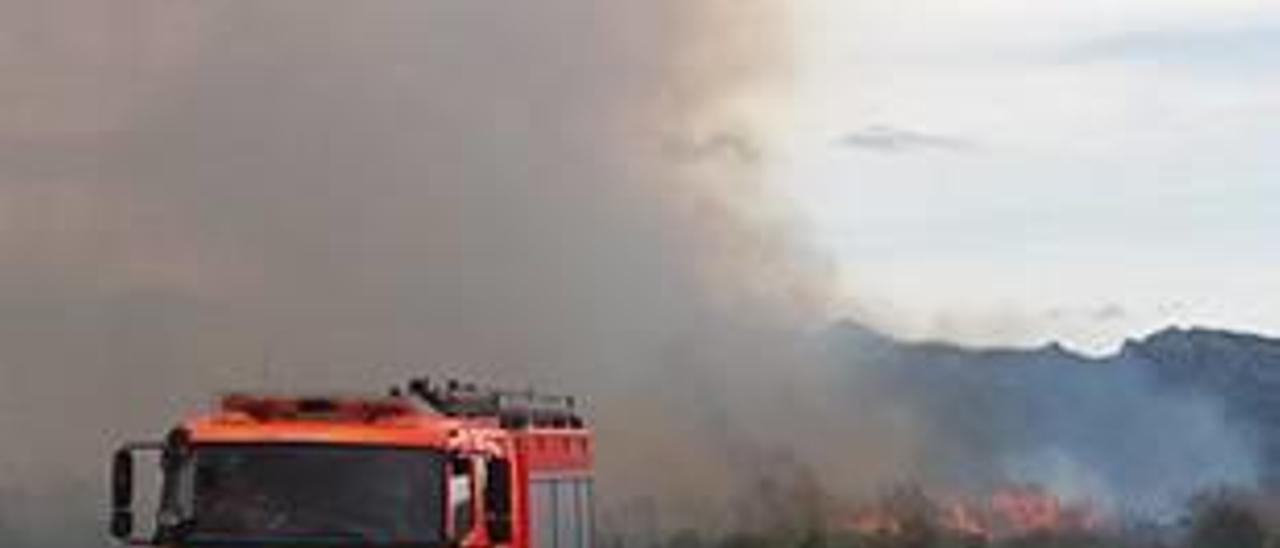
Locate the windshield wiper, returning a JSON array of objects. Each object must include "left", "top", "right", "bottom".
[
  {"left": 185, "top": 532, "right": 449, "bottom": 547},
  {"left": 185, "top": 531, "right": 368, "bottom": 545}
]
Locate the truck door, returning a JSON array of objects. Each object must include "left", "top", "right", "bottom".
[{"left": 529, "top": 474, "right": 592, "bottom": 548}]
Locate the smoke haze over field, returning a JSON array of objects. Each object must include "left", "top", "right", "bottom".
[
  {"left": 0, "top": 1, "right": 867, "bottom": 545},
  {"left": 0, "top": 2, "right": 1268, "bottom": 547},
  {"left": 823, "top": 323, "right": 1266, "bottom": 520}
]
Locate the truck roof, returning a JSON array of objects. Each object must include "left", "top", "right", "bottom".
[
  {"left": 179, "top": 391, "right": 594, "bottom": 473},
  {"left": 183, "top": 394, "right": 499, "bottom": 450}
]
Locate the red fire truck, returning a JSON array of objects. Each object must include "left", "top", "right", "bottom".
[{"left": 109, "top": 377, "right": 595, "bottom": 547}]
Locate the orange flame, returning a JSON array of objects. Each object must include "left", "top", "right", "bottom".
[{"left": 843, "top": 486, "right": 1101, "bottom": 540}]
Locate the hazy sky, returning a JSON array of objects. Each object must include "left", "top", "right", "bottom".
[{"left": 779, "top": 0, "right": 1280, "bottom": 352}]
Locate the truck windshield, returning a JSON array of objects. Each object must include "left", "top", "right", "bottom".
[{"left": 180, "top": 444, "right": 446, "bottom": 546}]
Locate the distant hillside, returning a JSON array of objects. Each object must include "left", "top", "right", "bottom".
[
  {"left": 1126, "top": 327, "right": 1280, "bottom": 481},
  {"left": 821, "top": 322, "right": 1280, "bottom": 509}
]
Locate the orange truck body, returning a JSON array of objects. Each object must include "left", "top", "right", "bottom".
[{"left": 109, "top": 379, "right": 595, "bottom": 548}]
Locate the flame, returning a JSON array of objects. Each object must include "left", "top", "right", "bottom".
[
  {"left": 941, "top": 500, "right": 991, "bottom": 540},
  {"left": 845, "top": 511, "right": 903, "bottom": 536},
  {"left": 843, "top": 485, "right": 1101, "bottom": 540},
  {"left": 992, "top": 487, "right": 1064, "bottom": 534}
]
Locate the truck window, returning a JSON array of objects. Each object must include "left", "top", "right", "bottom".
[
  {"left": 186, "top": 444, "right": 447, "bottom": 544},
  {"left": 449, "top": 457, "right": 475, "bottom": 538},
  {"left": 484, "top": 457, "right": 514, "bottom": 542}
]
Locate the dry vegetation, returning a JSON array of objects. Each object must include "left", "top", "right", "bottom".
[{"left": 602, "top": 490, "right": 1280, "bottom": 548}]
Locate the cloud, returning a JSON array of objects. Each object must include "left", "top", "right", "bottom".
[
  {"left": 1047, "top": 304, "right": 1129, "bottom": 323},
  {"left": 1058, "top": 25, "right": 1280, "bottom": 75},
  {"left": 836, "top": 125, "right": 973, "bottom": 154}
]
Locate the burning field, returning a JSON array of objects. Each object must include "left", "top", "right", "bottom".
[
  {"left": 594, "top": 322, "right": 1280, "bottom": 547},
  {"left": 619, "top": 486, "right": 1279, "bottom": 548},
  {"left": 842, "top": 485, "right": 1102, "bottom": 542},
  {"left": 1, "top": 2, "right": 1277, "bottom": 548}
]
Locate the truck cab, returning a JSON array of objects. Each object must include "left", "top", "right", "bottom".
[{"left": 110, "top": 378, "right": 594, "bottom": 548}]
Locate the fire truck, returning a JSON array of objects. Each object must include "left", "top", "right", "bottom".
[{"left": 109, "top": 377, "right": 595, "bottom": 547}]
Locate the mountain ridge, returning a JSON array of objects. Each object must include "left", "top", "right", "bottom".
[
  {"left": 821, "top": 320, "right": 1280, "bottom": 504},
  {"left": 830, "top": 320, "right": 1280, "bottom": 364}
]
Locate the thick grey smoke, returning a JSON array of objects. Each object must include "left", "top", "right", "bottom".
[{"left": 0, "top": 2, "right": 878, "bottom": 545}]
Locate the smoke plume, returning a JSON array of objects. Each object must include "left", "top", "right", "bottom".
[{"left": 0, "top": 1, "right": 871, "bottom": 545}]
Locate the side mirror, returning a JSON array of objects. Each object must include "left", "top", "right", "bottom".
[
  {"left": 110, "top": 509, "right": 134, "bottom": 540},
  {"left": 110, "top": 450, "right": 135, "bottom": 539},
  {"left": 109, "top": 441, "right": 165, "bottom": 545},
  {"left": 484, "top": 458, "right": 513, "bottom": 543}
]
